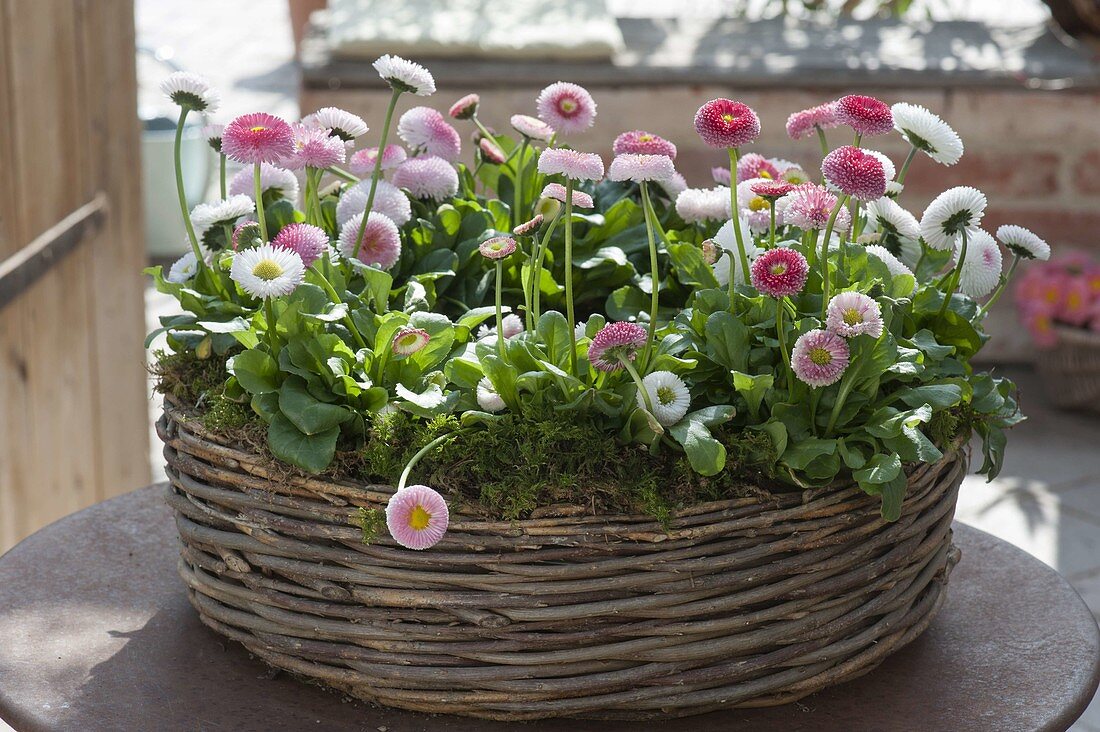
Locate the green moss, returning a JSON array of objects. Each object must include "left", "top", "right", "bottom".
[{"left": 356, "top": 506, "right": 385, "bottom": 544}]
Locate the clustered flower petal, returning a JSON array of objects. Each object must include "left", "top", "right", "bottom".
[
  {"left": 160, "top": 71, "right": 220, "bottom": 113},
  {"left": 397, "top": 107, "right": 462, "bottom": 162},
  {"left": 608, "top": 153, "right": 676, "bottom": 183},
  {"left": 392, "top": 155, "right": 459, "bottom": 200},
  {"left": 477, "top": 314, "right": 525, "bottom": 341},
  {"left": 536, "top": 82, "right": 597, "bottom": 135},
  {"left": 190, "top": 195, "right": 255, "bottom": 232},
  {"left": 785, "top": 102, "right": 839, "bottom": 140},
  {"left": 272, "top": 222, "right": 328, "bottom": 268},
  {"left": 540, "top": 182, "right": 594, "bottom": 209},
  {"left": 711, "top": 219, "right": 762, "bottom": 287},
  {"left": 167, "top": 251, "right": 199, "bottom": 283},
  {"left": 231, "top": 243, "right": 305, "bottom": 299},
  {"left": 792, "top": 329, "right": 850, "bottom": 388},
  {"left": 301, "top": 107, "right": 369, "bottom": 141},
  {"left": 694, "top": 99, "right": 761, "bottom": 148},
  {"left": 750, "top": 180, "right": 795, "bottom": 200},
  {"left": 612, "top": 130, "right": 677, "bottom": 159},
  {"left": 997, "top": 224, "right": 1050, "bottom": 261},
  {"left": 336, "top": 179, "right": 412, "bottom": 228},
  {"left": 202, "top": 124, "right": 224, "bottom": 152},
  {"left": 750, "top": 248, "right": 809, "bottom": 297},
  {"left": 448, "top": 93, "right": 480, "bottom": 120},
  {"left": 479, "top": 236, "right": 517, "bottom": 259},
  {"left": 784, "top": 183, "right": 840, "bottom": 230},
  {"left": 864, "top": 245, "right": 916, "bottom": 292},
  {"left": 229, "top": 163, "right": 299, "bottom": 202},
  {"left": 821, "top": 146, "right": 887, "bottom": 201},
  {"left": 657, "top": 171, "right": 688, "bottom": 198},
  {"left": 588, "top": 322, "right": 648, "bottom": 372},
  {"left": 892, "top": 102, "right": 963, "bottom": 166},
  {"left": 510, "top": 114, "right": 554, "bottom": 142},
  {"left": 537, "top": 148, "right": 604, "bottom": 181},
  {"left": 736, "top": 153, "right": 779, "bottom": 182},
  {"left": 865, "top": 196, "right": 920, "bottom": 240},
  {"left": 349, "top": 144, "right": 407, "bottom": 175},
  {"left": 373, "top": 54, "right": 436, "bottom": 96},
  {"left": 386, "top": 484, "right": 448, "bottom": 550},
  {"left": 222, "top": 112, "right": 295, "bottom": 166},
  {"left": 637, "top": 371, "right": 691, "bottom": 427},
  {"left": 920, "top": 186, "right": 987, "bottom": 250},
  {"left": 827, "top": 291, "right": 884, "bottom": 338},
  {"left": 833, "top": 94, "right": 894, "bottom": 137},
  {"left": 282, "top": 123, "right": 347, "bottom": 170},
  {"left": 479, "top": 137, "right": 507, "bottom": 164},
  {"left": 956, "top": 228, "right": 1003, "bottom": 299},
  {"left": 337, "top": 211, "right": 402, "bottom": 270}
]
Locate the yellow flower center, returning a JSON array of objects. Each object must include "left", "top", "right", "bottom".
[
  {"left": 559, "top": 99, "right": 578, "bottom": 114},
  {"left": 252, "top": 259, "right": 284, "bottom": 280},
  {"left": 759, "top": 170, "right": 773, "bottom": 179},
  {"left": 809, "top": 347, "right": 832, "bottom": 366},
  {"left": 1068, "top": 292, "right": 1082, "bottom": 309},
  {"left": 408, "top": 505, "right": 431, "bottom": 531},
  {"left": 770, "top": 262, "right": 787, "bottom": 276},
  {"left": 639, "top": 134, "right": 654, "bottom": 142},
  {"left": 656, "top": 385, "right": 676, "bottom": 405},
  {"left": 749, "top": 196, "right": 768, "bottom": 211},
  {"left": 722, "top": 113, "right": 735, "bottom": 123},
  {"left": 843, "top": 308, "right": 862, "bottom": 326},
  {"left": 250, "top": 125, "right": 268, "bottom": 133}
]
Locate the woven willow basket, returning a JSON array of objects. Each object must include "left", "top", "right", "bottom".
[
  {"left": 159, "top": 397, "right": 967, "bottom": 721},
  {"left": 1035, "top": 326, "right": 1100, "bottom": 414}
]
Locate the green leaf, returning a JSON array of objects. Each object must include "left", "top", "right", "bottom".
[
  {"left": 896, "top": 383, "right": 964, "bottom": 410},
  {"left": 669, "top": 416, "right": 727, "bottom": 476},
  {"left": 278, "top": 378, "right": 350, "bottom": 434},
  {"left": 704, "top": 311, "right": 749, "bottom": 372},
  {"left": 781, "top": 438, "right": 837, "bottom": 470},
  {"left": 536, "top": 311, "right": 572, "bottom": 368},
  {"left": 854, "top": 453, "right": 902, "bottom": 485},
  {"left": 228, "top": 349, "right": 279, "bottom": 394},
  {"left": 731, "top": 370, "right": 773, "bottom": 420},
  {"left": 267, "top": 414, "right": 338, "bottom": 474},
  {"left": 667, "top": 242, "right": 720, "bottom": 290},
  {"left": 879, "top": 473, "right": 909, "bottom": 522}
]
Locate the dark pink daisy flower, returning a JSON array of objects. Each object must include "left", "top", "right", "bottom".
[
  {"left": 448, "top": 93, "right": 480, "bottom": 120},
  {"left": 513, "top": 214, "right": 544, "bottom": 236},
  {"left": 536, "top": 82, "right": 597, "bottom": 135},
  {"left": 281, "top": 123, "right": 346, "bottom": 171},
  {"left": 588, "top": 321, "right": 649, "bottom": 372},
  {"left": 222, "top": 112, "right": 295, "bottom": 165},
  {"left": 750, "top": 180, "right": 795, "bottom": 200},
  {"left": 693, "top": 99, "right": 760, "bottom": 149},
  {"left": 272, "top": 223, "right": 328, "bottom": 267},
  {"left": 612, "top": 130, "right": 677, "bottom": 160},
  {"left": 785, "top": 103, "right": 840, "bottom": 141},
  {"left": 736, "top": 152, "right": 779, "bottom": 182},
  {"left": 821, "top": 146, "right": 887, "bottom": 202},
  {"left": 833, "top": 94, "right": 894, "bottom": 137},
  {"left": 479, "top": 137, "right": 506, "bottom": 164},
  {"left": 750, "top": 248, "right": 809, "bottom": 298}
]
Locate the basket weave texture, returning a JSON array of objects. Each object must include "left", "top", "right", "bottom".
[
  {"left": 1036, "top": 326, "right": 1100, "bottom": 413},
  {"left": 159, "top": 397, "right": 966, "bottom": 721}
]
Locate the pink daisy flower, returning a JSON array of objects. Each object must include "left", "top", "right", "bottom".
[
  {"left": 783, "top": 184, "right": 839, "bottom": 230},
  {"left": 792, "top": 329, "right": 851, "bottom": 388},
  {"left": 392, "top": 155, "right": 459, "bottom": 201},
  {"left": 537, "top": 148, "right": 604, "bottom": 182},
  {"left": 349, "top": 144, "right": 407, "bottom": 175},
  {"left": 510, "top": 114, "right": 555, "bottom": 142},
  {"left": 588, "top": 321, "right": 649, "bottom": 372},
  {"left": 272, "top": 223, "right": 328, "bottom": 268},
  {"left": 479, "top": 236, "right": 517, "bottom": 259},
  {"left": 478, "top": 313, "right": 525, "bottom": 340},
  {"left": 607, "top": 153, "right": 675, "bottom": 183},
  {"left": 392, "top": 327, "right": 430, "bottom": 356},
  {"left": 750, "top": 248, "right": 809, "bottom": 298},
  {"left": 336, "top": 179, "right": 411, "bottom": 228},
  {"left": 1061, "top": 278, "right": 1093, "bottom": 326},
  {"left": 513, "top": 214, "right": 544, "bottom": 236},
  {"left": 834, "top": 94, "right": 894, "bottom": 137},
  {"left": 786, "top": 103, "right": 840, "bottom": 141},
  {"left": 397, "top": 107, "right": 461, "bottom": 162},
  {"left": 281, "top": 123, "right": 346, "bottom": 170},
  {"left": 540, "top": 182, "right": 594, "bottom": 209},
  {"left": 745, "top": 208, "right": 774, "bottom": 235},
  {"left": 1021, "top": 306, "right": 1059, "bottom": 348},
  {"left": 221, "top": 112, "right": 295, "bottom": 165},
  {"left": 826, "top": 291, "right": 884, "bottom": 339},
  {"left": 693, "top": 99, "right": 760, "bottom": 148},
  {"left": 536, "top": 81, "right": 597, "bottom": 135},
  {"left": 448, "top": 93, "right": 480, "bottom": 120},
  {"left": 386, "top": 484, "right": 448, "bottom": 550},
  {"left": 232, "top": 220, "right": 260, "bottom": 250},
  {"left": 736, "top": 152, "right": 779, "bottom": 182},
  {"left": 821, "top": 146, "right": 887, "bottom": 202},
  {"left": 337, "top": 211, "right": 402, "bottom": 270},
  {"left": 750, "top": 180, "right": 795, "bottom": 200},
  {"left": 479, "top": 137, "right": 507, "bottom": 164},
  {"left": 711, "top": 166, "right": 732, "bottom": 186},
  {"left": 612, "top": 130, "right": 677, "bottom": 159},
  {"left": 656, "top": 171, "right": 687, "bottom": 198}
]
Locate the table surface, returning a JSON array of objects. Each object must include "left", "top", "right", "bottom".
[{"left": 0, "top": 486, "right": 1097, "bottom": 732}]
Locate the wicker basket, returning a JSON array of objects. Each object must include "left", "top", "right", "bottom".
[
  {"left": 158, "top": 397, "right": 967, "bottom": 721},
  {"left": 1035, "top": 326, "right": 1100, "bottom": 414}
]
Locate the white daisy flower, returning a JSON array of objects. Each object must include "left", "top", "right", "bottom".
[
  {"left": 864, "top": 150, "right": 896, "bottom": 182},
  {"left": 373, "top": 54, "right": 436, "bottom": 96},
  {"left": 335, "top": 179, "right": 412, "bottom": 228},
  {"left": 574, "top": 321, "right": 589, "bottom": 341},
  {"left": 955, "top": 228, "right": 1002, "bottom": 299},
  {"left": 229, "top": 164, "right": 300, "bottom": 203},
  {"left": 712, "top": 218, "right": 762, "bottom": 287},
  {"left": 166, "top": 251, "right": 199, "bottom": 283},
  {"left": 477, "top": 314, "right": 524, "bottom": 341},
  {"left": 675, "top": 187, "right": 732, "bottom": 224},
  {"left": 865, "top": 196, "right": 923, "bottom": 268},
  {"left": 891, "top": 102, "right": 963, "bottom": 166},
  {"left": 230, "top": 244, "right": 305, "bottom": 299},
  {"left": 476, "top": 377, "right": 506, "bottom": 413},
  {"left": 636, "top": 371, "right": 691, "bottom": 427},
  {"left": 920, "top": 186, "right": 986, "bottom": 250},
  {"left": 885, "top": 181, "right": 904, "bottom": 197},
  {"left": 160, "top": 71, "right": 220, "bottom": 113},
  {"left": 301, "top": 107, "right": 369, "bottom": 141},
  {"left": 864, "top": 244, "right": 916, "bottom": 294},
  {"left": 395, "top": 382, "right": 446, "bottom": 409},
  {"left": 190, "top": 194, "right": 255, "bottom": 232},
  {"left": 996, "top": 224, "right": 1050, "bottom": 261}
]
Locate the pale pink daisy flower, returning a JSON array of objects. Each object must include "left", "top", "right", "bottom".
[
  {"left": 476, "top": 377, "right": 506, "bottom": 412},
  {"left": 337, "top": 211, "right": 402, "bottom": 270},
  {"left": 540, "top": 182, "right": 594, "bottom": 209},
  {"left": 349, "top": 144, "right": 407, "bottom": 175},
  {"left": 827, "top": 291, "right": 884, "bottom": 338},
  {"left": 782, "top": 183, "right": 839, "bottom": 230},
  {"left": 373, "top": 54, "right": 436, "bottom": 96},
  {"left": 479, "top": 137, "right": 506, "bottom": 164},
  {"left": 513, "top": 214, "right": 544, "bottom": 236},
  {"left": 537, "top": 148, "right": 604, "bottom": 181},
  {"left": 834, "top": 94, "right": 894, "bottom": 137},
  {"left": 656, "top": 171, "right": 688, "bottom": 198},
  {"left": 588, "top": 321, "right": 649, "bottom": 372},
  {"left": 745, "top": 208, "right": 773, "bottom": 235},
  {"left": 336, "top": 179, "right": 412, "bottom": 228},
  {"left": 479, "top": 236, "right": 517, "bottom": 259},
  {"left": 448, "top": 93, "right": 480, "bottom": 120},
  {"left": 607, "top": 153, "right": 675, "bottom": 183},
  {"left": 392, "top": 155, "right": 459, "bottom": 201},
  {"left": 392, "top": 327, "right": 430, "bottom": 356},
  {"left": 510, "top": 114, "right": 554, "bottom": 142},
  {"left": 712, "top": 166, "right": 732, "bottom": 186},
  {"left": 736, "top": 153, "right": 779, "bottom": 182},
  {"left": 821, "top": 146, "right": 887, "bottom": 202},
  {"left": 282, "top": 123, "right": 346, "bottom": 170},
  {"left": 477, "top": 313, "right": 524, "bottom": 340},
  {"left": 792, "top": 329, "right": 850, "bottom": 388},
  {"left": 229, "top": 163, "right": 299, "bottom": 202},
  {"left": 612, "top": 130, "right": 677, "bottom": 159},
  {"left": 272, "top": 223, "right": 328, "bottom": 267},
  {"left": 675, "top": 187, "right": 732, "bottom": 224},
  {"left": 750, "top": 248, "right": 809, "bottom": 298},
  {"left": 222, "top": 112, "right": 295, "bottom": 165},
  {"left": 386, "top": 484, "right": 448, "bottom": 550},
  {"left": 397, "top": 107, "right": 461, "bottom": 162},
  {"left": 301, "top": 107, "right": 369, "bottom": 141},
  {"left": 693, "top": 99, "right": 760, "bottom": 148},
  {"left": 536, "top": 81, "right": 597, "bottom": 135},
  {"left": 785, "top": 102, "right": 839, "bottom": 141}
]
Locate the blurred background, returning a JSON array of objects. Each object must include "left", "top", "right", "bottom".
[{"left": 2, "top": 0, "right": 1099, "bottom": 725}]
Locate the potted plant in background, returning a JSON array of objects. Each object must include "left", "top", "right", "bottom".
[{"left": 150, "top": 57, "right": 1034, "bottom": 720}]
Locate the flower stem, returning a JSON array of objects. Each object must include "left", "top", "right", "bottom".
[
  {"left": 564, "top": 178, "right": 578, "bottom": 376},
  {"left": 326, "top": 166, "right": 360, "bottom": 183},
  {"left": 310, "top": 264, "right": 366, "bottom": 349},
  {"left": 514, "top": 137, "right": 529, "bottom": 230},
  {"left": 308, "top": 167, "right": 323, "bottom": 226},
  {"left": 775, "top": 297, "right": 790, "bottom": 382},
  {"left": 173, "top": 109, "right": 204, "bottom": 265},
  {"left": 896, "top": 145, "right": 918, "bottom": 185},
  {"left": 471, "top": 115, "right": 497, "bottom": 148},
  {"left": 977, "top": 255, "right": 1020, "bottom": 319},
  {"left": 768, "top": 200, "right": 777, "bottom": 248},
  {"left": 398, "top": 432, "right": 456, "bottom": 492},
  {"left": 819, "top": 195, "right": 848, "bottom": 319},
  {"left": 264, "top": 298, "right": 280, "bottom": 356},
  {"left": 938, "top": 228, "right": 968, "bottom": 319},
  {"left": 816, "top": 126, "right": 829, "bottom": 158},
  {"left": 354, "top": 87, "right": 402, "bottom": 259},
  {"left": 494, "top": 260, "right": 504, "bottom": 358},
  {"left": 530, "top": 213, "right": 562, "bottom": 323},
  {"left": 639, "top": 181, "right": 661, "bottom": 363},
  {"left": 825, "top": 367, "right": 859, "bottom": 434},
  {"left": 219, "top": 153, "right": 227, "bottom": 199},
  {"left": 727, "top": 148, "right": 751, "bottom": 312},
  {"left": 620, "top": 356, "right": 656, "bottom": 417},
  {"left": 253, "top": 162, "right": 269, "bottom": 242}
]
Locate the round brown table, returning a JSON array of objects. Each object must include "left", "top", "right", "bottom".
[{"left": 0, "top": 486, "right": 1097, "bottom": 732}]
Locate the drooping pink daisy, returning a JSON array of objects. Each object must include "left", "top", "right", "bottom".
[
  {"left": 736, "top": 152, "right": 779, "bottom": 182},
  {"left": 272, "top": 223, "right": 328, "bottom": 267},
  {"left": 750, "top": 180, "right": 795, "bottom": 200},
  {"left": 479, "top": 236, "right": 517, "bottom": 259},
  {"left": 510, "top": 114, "right": 555, "bottom": 142},
  {"left": 786, "top": 102, "right": 840, "bottom": 141},
  {"left": 349, "top": 144, "right": 407, "bottom": 175},
  {"left": 612, "top": 130, "right": 677, "bottom": 159},
  {"left": 783, "top": 183, "right": 840, "bottom": 230},
  {"left": 386, "top": 484, "right": 448, "bottom": 550},
  {"left": 833, "top": 94, "right": 894, "bottom": 137},
  {"left": 693, "top": 99, "right": 760, "bottom": 148},
  {"left": 588, "top": 321, "right": 649, "bottom": 372},
  {"left": 281, "top": 123, "right": 346, "bottom": 170},
  {"left": 537, "top": 148, "right": 604, "bottom": 181},
  {"left": 231, "top": 220, "right": 260, "bottom": 250},
  {"left": 301, "top": 107, "right": 369, "bottom": 141},
  {"left": 392, "top": 327, "right": 431, "bottom": 356},
  {"left": 821, "top": 146, "right": 887, "bottom": 202},
  {"left": 826, "top": 291, "right": 884, "bottom": 339},
  {"left": 397, "top": 107, "right": 461, "bottom": 162},
  {"left": 750, "top": 248, "right": 809, "bottom": 297},
  {"left": 392, "top": 155, "right": 459, "bottom": 200},
  {"left": 540, "top": 183, "right": 594, "bottom": 209},
  {"left": 448, "top": 93, "right": 480, "bottom": 120},
  {"left": 536, "top": 81, "right": 597, "bottom": 135},
  {"left": 608, "top": 153, "right": 676, "bottom": 183},
  {"left": 221, "top": 112, "right": 295, "bottom": 165},
  {"left": 792, "top": 329, "right": 851, "bottom": 388},
  {"left": 479, "top": 137, "right": 507, "bottom": 164},
  {"left": 337, "top": 211, "right": 402, "bottom": 269},
  {"left": 513, "top": 214, "right": 544, "bottom": 236}
]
